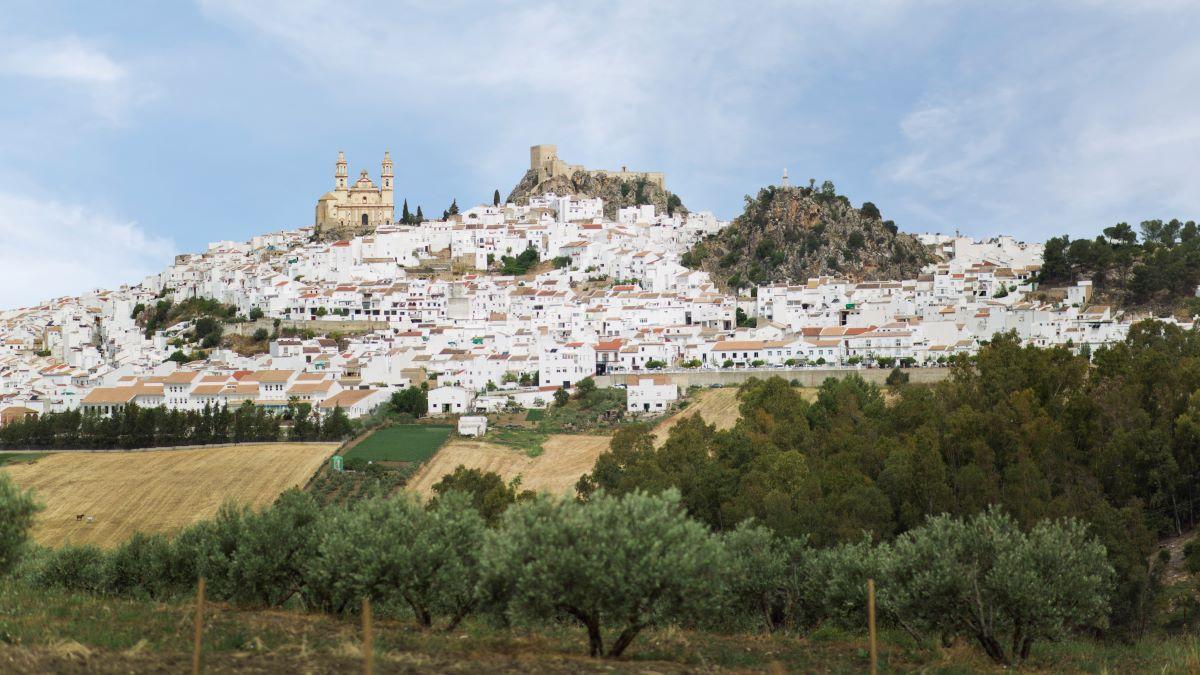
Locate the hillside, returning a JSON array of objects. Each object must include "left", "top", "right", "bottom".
[
  {"left": 1038, "top": 219, "right": 1200, "bottom": 313},
  {"left": 682, "top": 182, "right": 934, "bottom": 290},
  {"left": 507, "top": 169, "right": 687, "bottom": 220}
]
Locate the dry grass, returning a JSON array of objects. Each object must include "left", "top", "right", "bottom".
[
  {"left": 652, "top": 386, "right": 819, "bottom": 447},
  {"left": 2, "top": 444, "right": 337, "bottom": 548},
  {"left": 406, "top": 435, "right": 611, "bottom": 498}
]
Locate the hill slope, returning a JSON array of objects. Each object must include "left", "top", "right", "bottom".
[
  {"left": 683, "top": 183, "right": 934, "bottom": 289},
  {"left": 507, "top": 169, "right": 687, "bottom": 220}
]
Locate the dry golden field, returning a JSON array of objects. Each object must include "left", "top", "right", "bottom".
[
  {"left": 1, "top": 444, "right": 337, "bottom": 548},
  {"left": 651, "top": 386, "right": 820, "bottom": 446},
  {"left": 406, "top": 434, "right": 611, "bottom": 498}
]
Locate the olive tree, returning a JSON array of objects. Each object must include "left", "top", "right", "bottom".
[
  {"left": 227, "top": 489, "right": 322, "bottom": 607},
  {"left": 721, "top": 522, "right": 810, "bottom": 632},
  {"left": 484, "top": 489, "right": 726, "bottom": 658},
  {"left": 888, "top": 507, "right": 1113, "bottom": 666},
  {"left": 0, "top": 473, "right": 40, "bottom": 577},
  {"left": 306, "top": 491, "right": 486, "bottom": 629}
]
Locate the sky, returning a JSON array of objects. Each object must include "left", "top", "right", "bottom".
[{"left": 2, "top": 1, "right": 1199, "bottom": 308}]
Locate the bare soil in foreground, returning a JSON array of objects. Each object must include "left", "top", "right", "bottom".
[
  {"left": 406, "top": 435, "right": 611, "bottom": 498},
  {"left": 1, "top": 444, "right": 337, "bottom": 548}
]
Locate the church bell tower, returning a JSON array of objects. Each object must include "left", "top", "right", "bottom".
[{"left": 335, "top": 151, "right": 348, "bottom": 191}]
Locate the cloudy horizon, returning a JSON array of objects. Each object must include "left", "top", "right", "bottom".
[{"left": 2, "top": 1, "right": 1199, "bottom": 307}]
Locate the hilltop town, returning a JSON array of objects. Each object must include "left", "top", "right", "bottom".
[{"left": 0, "top": 146, "right": 1169, "bottom": 423}]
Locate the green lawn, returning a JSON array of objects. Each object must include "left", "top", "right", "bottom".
[
  {"left": 343, "top": 425, "right": 452, "bottom": 463},
  {"left": 0, "top": 452, "right": 48, "bottom": 467}
]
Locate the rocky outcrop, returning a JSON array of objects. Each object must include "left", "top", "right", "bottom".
[
  {"left": 507, "top": 169, "right": 687, "bottom": 220},
  {"left": 682, "top": 183, "right": 935, "bottom": 290}
]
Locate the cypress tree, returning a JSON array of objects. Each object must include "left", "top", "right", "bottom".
[{"left": 493, "top": 189, "right": 501, "bottom": 207}]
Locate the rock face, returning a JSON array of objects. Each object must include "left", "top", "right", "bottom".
[
  {"left": 506, "top": 169, "right": 688, "bottom": 220},
  {"left": 682, "top": 183, "right": 934, "bottom": 290}
]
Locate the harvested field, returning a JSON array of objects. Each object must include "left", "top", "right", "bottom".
[
  {"left": 1, "top": 444, "right": 337, "bottom": 548},
  {"left": 652, "top": 387, "right": 741, "bottom": 446},
  {"left": 651, "top": 386, "right": 819, "bottom": 446},
  {"left": 406, "top": 435, "right": 611, "bottom": 498}
]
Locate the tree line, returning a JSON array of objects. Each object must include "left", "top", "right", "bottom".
[
  {"left": 0, "top": 401, "right": 353, "bottom": 450},
  {"left": 1, "top": 482, "right": 1109, "bottom": 665},
  {"left": 577, "top": 321, "right": 1200, "bottom": 639},
  {"left": 1040, "top": 218, "right": 1200, "bottom": 307}
]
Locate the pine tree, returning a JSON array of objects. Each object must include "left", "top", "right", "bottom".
[
  {"left": 401, "top": 199, "right": 412, "bottom": 224},
  {"left": 493, "top": 189, "right": 501, "bottom": 207},
  {"left": 415, "top": 206, "right": 424, "bottom": 222},
  {"left": 448, "top": 199, "right": 459, "bottom": 216}
]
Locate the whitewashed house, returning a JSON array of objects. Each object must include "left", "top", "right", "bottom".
[{"left": 626, "top": 375, "right": 678, "bottom": 413}]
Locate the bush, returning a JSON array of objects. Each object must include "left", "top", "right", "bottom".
[
  {"left": 0, "top": 473, "right": 40, "bottom": 577},
  {"left": 103, "top": 532, "right": 177, "bottom": 598},
  {"left": 885, "top": 367, "right": 909, "bottom": 386},
  {"left": 483, "top": 490, "right": 726, "bottom": 658},
  {"left": 35, "top": 545, "right": 106, "bottom": 593}
]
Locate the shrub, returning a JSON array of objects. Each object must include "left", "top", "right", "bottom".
[
  {"left": 885, "top": 367, "right": 909, "bottom": 386},
  {"left": 35, "top": 545, "right": 106, "bottom": 593},
  {"left": 103, "top": 532, "right": 177, "bottom": 599},
  {"left": 483, "top": 490, "right": 726, "bottom": 658},
  {"left": 0, "top": 473, "right": 40, "bottom": 577}
]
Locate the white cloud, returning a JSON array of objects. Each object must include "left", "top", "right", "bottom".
[
  {"left": 882, "top": 14, "right": 1200, "bottom": 237},
  {"left": 0, "top": 35, "right": 146, "bottom": 124},
  {"left": 0, "top": 193, "right": 175, "bottom": 309},
  {"left": 0, "top": 37, "right": 126, "bottom": 83}
]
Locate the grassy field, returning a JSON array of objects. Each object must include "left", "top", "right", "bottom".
[
  {"left": 0, "top": 452, "right": 48, "bottom": 467},
  {"left": 406, "top": 435, "right": 611, "bottom": 497},
  {"left": 0, "top": 580, "right": 1197, "bottom": 673},
  {"left": 1, "top": 444, "right": 336, "bottom": 548},
  {"left": 342, "top": 425, "right": 453, "bottom": 462}
]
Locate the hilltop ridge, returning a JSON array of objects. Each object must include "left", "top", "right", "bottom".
[{"left": 683, "top": 181, "right": 934, "bottom": 290}]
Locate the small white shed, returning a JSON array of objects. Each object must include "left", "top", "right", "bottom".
[{"left": 457, "top": 415, "right": 488, "bottom": 437}]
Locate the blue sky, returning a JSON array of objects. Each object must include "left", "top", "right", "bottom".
[{"left": 2, "top": 1, "right": 1199, "bottom": 308}]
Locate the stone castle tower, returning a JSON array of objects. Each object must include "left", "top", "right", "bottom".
[
  {"left": 314, "top": 151, "right": 395, "bottom": 240},
  {"left": 528, "top": 144, "right": 665, "bottom": 190}
]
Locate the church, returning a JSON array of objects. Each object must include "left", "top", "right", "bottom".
[{"left": 314, "top": 151, "right": 394, "bottom": 240}]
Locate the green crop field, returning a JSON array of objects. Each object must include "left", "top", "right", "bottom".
[{"left": 344, "top": 425, "right": 453, "bottom": 463}]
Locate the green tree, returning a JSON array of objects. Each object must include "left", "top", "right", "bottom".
[
  {"left": 553, "top": 388, "right": 570, "bottom": 407},
  {"left": 483, "top": 490, "right": 726, "bottom": 657},
  {"left": 308, "top": 492, "right": 486, "bottom": 629},
  {"left": 888, "top": 507, "right": 1114, "bottom": 666},
  {"left": 430, "top": 467, "right": 528, "bottom": 526},
  {"left": 0, "top": 473, "right": 41, "bottom": 576},
  {"left": 493, "top": 189, "right": 501, "bottom": 207}
]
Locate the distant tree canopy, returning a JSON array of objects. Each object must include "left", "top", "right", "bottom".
[
  {"left": 1039, "top": 218, "right": 1200, "bottom": 307},
  {"left": 498, "top": 247, "right": 540, "bottom": 276},
  {"left": 0, "top": 400, "right": 358, "bottom": 450},
  {"left": 579, "top": 321, "right": 1200, "bottom": 637}
]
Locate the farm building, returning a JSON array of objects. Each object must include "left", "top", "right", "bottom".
[
  {"left": 457, "top": 416, "right": 488, "bottom": 436},
  {"left": 428, "top": 385, "right": 474, "bottom": 415},
  {"left": 316, "top": 388, "right": 388, "bottom": 418},
  {"left": 626, "top": 375, "right": 678, "bottom": 413}
]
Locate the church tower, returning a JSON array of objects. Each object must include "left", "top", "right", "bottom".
[
  {"left": 381, "top": 151, "right": 394, "bottom": 196},
  {"left": 335, "top": 151, "right": 348, "bottom": 191}
]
